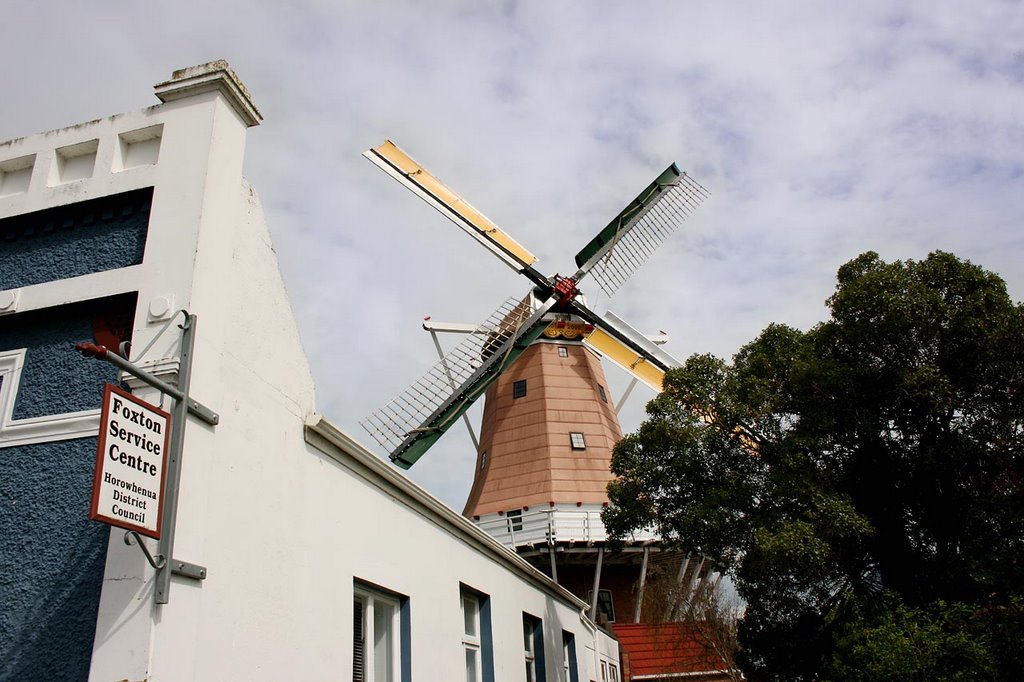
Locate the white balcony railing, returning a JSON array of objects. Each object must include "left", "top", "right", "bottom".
[{"left": 472, "top": 506, "right": 658, "bottom": 550}]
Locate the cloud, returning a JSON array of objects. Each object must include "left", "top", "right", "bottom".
[{"left": 4, "top": 0, "right": 1022, "bottom": 507}]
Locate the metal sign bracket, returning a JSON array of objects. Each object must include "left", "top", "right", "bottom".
[{"left": 77, "top": 311, "right": 215, "bottom": 603}]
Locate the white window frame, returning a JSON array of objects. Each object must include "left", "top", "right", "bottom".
[
  {"left": 561, "top": 632, "right": 580, "bottom": 682},
  {"left": 523, "top": 615, "right": 538, "bottom": 682},
  {"left": 354, "top": 586, "right": 401, "bottom": 682},
  {"left": 608, "top": 662, "right": 619, "bottom": 682},
  {"left": 570, "top": 432, "right": 586, "bottom": 450},
  {"left": 0, "top": 348, "right": 101, "bottom": 448},
  {"left": 0, "top": 350, "right": 23, "bottom": 429},
  {"left": 462, "top": 592, "right": 482, "bottom": 682}
]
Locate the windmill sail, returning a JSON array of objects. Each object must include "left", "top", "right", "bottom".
[
  {"left": 579, "top": 311, "right": 761, "bottom": 451},
  {"left": 574, "top": 166, "right": 709, "bottom": 297},
  {"left": 362, "top": 138, "right": 716, "bottom": 468},
  {"left": 361, "top": 296, "right": 555, "bottom": 468},
  {"left": 364, "top": 140, "right": 540, "bottom": 275},
  {"left": 580, "top": 310, "right": 682, "bottom": 391}
]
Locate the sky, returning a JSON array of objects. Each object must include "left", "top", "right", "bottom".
[{"left": 3, "top": 1, "right": 1022, "bottom": 509}]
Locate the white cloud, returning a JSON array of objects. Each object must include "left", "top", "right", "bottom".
[{"left": 4, "top": 0, "right": 1022, "bottom": 507}]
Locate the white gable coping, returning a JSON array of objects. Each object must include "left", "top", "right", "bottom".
[{"left": 154, "top": 60, "right": 262, "bottom": 128}]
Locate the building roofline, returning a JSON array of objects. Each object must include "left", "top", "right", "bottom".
[
  {"left": 154, "top": 60, "right": 262, "bottom": 127},
  {"left": 304, "top": 413, "right": 590, "bottom": 611}
]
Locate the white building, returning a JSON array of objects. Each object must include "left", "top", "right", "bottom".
[{"left": 0, "top": 61, "right": 619, "bottom": 682}]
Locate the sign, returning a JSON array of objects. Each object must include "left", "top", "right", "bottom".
[{"left": 89, "top": 384, "right": 170, "bottom": 538}]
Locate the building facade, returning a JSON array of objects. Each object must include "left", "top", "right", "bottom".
[{"left": 0, "top": 61, "right": 618, "bottom": 681}]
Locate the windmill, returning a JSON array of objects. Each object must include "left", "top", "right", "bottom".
[
  {"left": 360, "top": 140, "right": 709, "bottom": 469},
  {"left": 359, "top": 142, "right": 740, "bottom": 674}
]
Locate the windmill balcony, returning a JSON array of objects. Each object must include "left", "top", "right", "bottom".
[{"left": 472, "top": 504, "right": 659, "bottom": 551}]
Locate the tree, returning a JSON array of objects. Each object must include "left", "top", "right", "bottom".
[
  {"left": 684, "top": 576, "right": 745, "bottom": 682},
  {"left": 633, "top": 557, "right": 744, "bottom": 680},
  {"left": 603, "top": 251, "right": 1024, "bottom": 679}
]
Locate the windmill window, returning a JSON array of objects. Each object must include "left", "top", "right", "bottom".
[
  {"left": 479, "top": 451, "right": 487, "bottom": 470},
  {"left": 598, "top": 385, "right": 607, "bottom": 403},
  {"left": 570, "top": 432, "right": 586, "bottom": 450},
  {"left": 557, "top": 346, "right": 568, "bottom": 358},
  {"left": 506, "top": 508, "right": 523, "bottom": 532},
  {"left": 513, "top": 379, "right": 527, "bottom": 399}
]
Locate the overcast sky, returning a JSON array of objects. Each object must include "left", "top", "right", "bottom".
[{"left": 4, "top": 1, "right": 1022, "bottom": 509}]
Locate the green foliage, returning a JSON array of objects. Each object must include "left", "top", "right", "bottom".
[
  {"left": 824, "top": 596, "right": 1024, "bottom": 681},
  {"left": 603, "top": 251, "right": 1024, "bottom": 679}
]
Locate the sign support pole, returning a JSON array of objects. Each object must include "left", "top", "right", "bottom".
[
  {"left": 153, "top": 312, "right": 197, "bottom": 603},
  {"left": 77, "top": 312, "right": 217, "bottom": 604}
]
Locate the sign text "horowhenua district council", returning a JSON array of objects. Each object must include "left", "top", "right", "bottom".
[{"left": 90, "top": 384, "right": 170, "bottom": 538}]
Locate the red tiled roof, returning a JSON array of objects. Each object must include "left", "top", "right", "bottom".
[{"left": 612, "top": 622, "right": 730, "bottom": 680}]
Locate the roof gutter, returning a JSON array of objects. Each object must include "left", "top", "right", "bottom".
[{"left": 304, "top": 413, "right": 589, "bottom": 610}]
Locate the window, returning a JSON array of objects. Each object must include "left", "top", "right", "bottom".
[
  {"left": 523, "top": 617, "right": 536, "bottom": 682},
  {"left": 557, "top": 346, "right": 568, "bottom": 358},
  {"left": 461, "top": 587, "right": 493, "bottom": 682},
  {"left": 600, "top": 660, "right": 608, "bottom": 682},
  {"left": 608, "top": 662, "right": 619, "bottom": 682},
  {"left": 561, "top": 632, "right": 579, "bottom": 682},
  {"left": 513, "top": 379, "right": 527, "bottom": 399},
  {"left": 597, "top": 385, "right": 607, "bottom": 403},
  {"left": 506, "top": 508, "right": 523, "bottom": 533},
  {"left": 0, "top": 346, "right": 100, "bottom": 448},
  {"left": 523, "top": 614, "right": 545, "bottom": 682},
  {"left": 463, "top": 593, "right": 481, "bottom": 682},
  {"left": 0, "top": 350, "right": 21, "bottom": 429},
  {"left": 479, "top": 450, "right": 487, "bottom": 470},
  {"left": 569, "top": 432, "right": 586, "bottom": 450},
  {"left": 587, "top": 589, "right": 615, "bottom": 622},
  {"left": 353, "top": 584, "right": 403, "bottom": 682},
  {"left": 0, "top": 293, "right": 138, "bottom": 448}
]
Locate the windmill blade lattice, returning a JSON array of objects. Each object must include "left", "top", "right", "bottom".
[
  {"left": 577, "top": 169, "right": 710, "bottom": 297},
  {"left": 361, "top": 296, "right": 535, "bottom": 456}
]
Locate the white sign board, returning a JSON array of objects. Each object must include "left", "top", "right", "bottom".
[{"left": 90, "top": 384, "right": 170, "bottom": 538}]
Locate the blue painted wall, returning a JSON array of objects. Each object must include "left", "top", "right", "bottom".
[
  {"left": 2, "top": 298, "right": 133, "bottom": 420},
  {"left": 0, "top": 295, "right": 135, "bottom": 681},
  {"left": 0, "top": 187, "right": 148, "bottom": 681},
  {"left": 0, "top": 439, "right": 110, "bottom": 681},
  {"left": 0, "top": 187, "right": 151, "bottom": 290}
]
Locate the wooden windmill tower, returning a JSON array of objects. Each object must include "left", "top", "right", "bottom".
[{"left": 360, "top": 141, "right": 725, "bottom": 640}]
